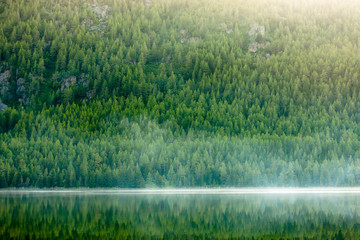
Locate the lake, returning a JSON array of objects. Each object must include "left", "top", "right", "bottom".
[{"left": 1, "top": 188, "right": 360, "bottom": 239}]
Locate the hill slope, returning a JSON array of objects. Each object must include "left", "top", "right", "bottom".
[{"left": 1, "top": 0, "right": 360, "bottom": 187}]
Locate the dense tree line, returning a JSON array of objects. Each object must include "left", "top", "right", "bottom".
[
  {"left": 1, "top": 101, "right": 360, "bottom": 188},
  {"left": 1, "top": 0, "right": 360, "bottom": 187}
]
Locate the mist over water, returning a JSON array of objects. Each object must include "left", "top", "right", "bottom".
[
  {"left": 3, "top": 187, "right": 360, "bottom": 194},
  {"left": 1, "top": 189, "right": 360, "bottom": 239}
]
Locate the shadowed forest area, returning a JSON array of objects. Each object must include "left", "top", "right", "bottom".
[{"left": 1, "top": 0, "right": 360, "bottom": 187}]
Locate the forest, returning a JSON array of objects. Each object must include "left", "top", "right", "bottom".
[{"left": 1, "top": 0, "right": 360, "bottom": 187}]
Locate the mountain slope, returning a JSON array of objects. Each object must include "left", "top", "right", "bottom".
[{"left": 1, "top": 0, "right": 360, "bottom": 187}]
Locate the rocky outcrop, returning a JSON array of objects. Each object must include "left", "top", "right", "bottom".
[
  {"left": 90, "top": 3, "right": 109, "bottom": 19},
  {"left": 145, "top": 0, "right": 153, "bottom": 7},
  {"left": 16, "top": 78, "right": 30, "bottom": 106},
  {"left": 0, "top": 70, "right": 10, "bottom": 99},
  {"left": 0, "top": 99, "right": 6, "bottom": 112},
  {"left": 179, "top": 29, "right": 187, "bottom": 43},
  {"left": 219, "top": 23, "right": 233, "bottom": 34},
  {"left": 85, "top": 2, "right": 110, "bottom": 36},
  {"left": 249, "top": 42, "right": 266, "bottom": 53},
  {"left": 78, "top": 73, "right": 90, "bottom": 87},
  {"left": 248, "top": 23, "right": 265, "bottom": 37},
  {"left": 226, "top": 29, "right": 233, "bottom": 34},
  {"left": 248, "top": 23, "right": 267, "bottom": 53},
  {"left": 189, "top": 37, "right": 200, "bottom": 44},
  {"left": 86, "top": 89, "right": 96, "bottom": 100},
  {"left": 60, "top": 73, "right": 90, "bottom": 91},
  {"left": 61, "top": 76, "right": 76, "bottom": 91},
  {"left": 179, "top": 30, "right": 201, "bottom": 44}
]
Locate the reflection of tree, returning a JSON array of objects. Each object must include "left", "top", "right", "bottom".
[{"left": 0, "top": 194, "right": 360, "bottom": 239}]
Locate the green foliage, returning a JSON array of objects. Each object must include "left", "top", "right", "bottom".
[
  {"left": 0, "top": 104, "right": 360, "bottom": 187},
  {"left": 1, "top": 0, "right": 360, "bottom": 187}
]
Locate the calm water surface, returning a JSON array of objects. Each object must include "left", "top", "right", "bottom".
[{"left": 1, "top": 189, "right": 360, "bottom": 239}]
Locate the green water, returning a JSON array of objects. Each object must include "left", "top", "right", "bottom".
[{"left": 1, "top": 191, "right": 360, "bottom": 239}]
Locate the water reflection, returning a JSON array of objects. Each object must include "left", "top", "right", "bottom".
[{"left": 0, "top": 192, "right": 360, "bottom": 239}]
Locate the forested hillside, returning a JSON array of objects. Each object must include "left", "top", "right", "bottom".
[{"left": 1, "top": 0, "right": 360, "bottom": 187}]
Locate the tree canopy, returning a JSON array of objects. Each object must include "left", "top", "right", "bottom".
[{"left": 1, "top": 0, "right": 360, "bottom": 187}]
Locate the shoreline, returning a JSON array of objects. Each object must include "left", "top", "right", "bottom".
[{"left": 1, "top": 187, "right": 360, "bottom": 195}]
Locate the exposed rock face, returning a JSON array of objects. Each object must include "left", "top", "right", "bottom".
[
  {"left": 16, "top": 78, "right": 30, "bottom": 106},
  {"left": 0, "top": 70, "right": 10, "bottom": 99},
  {"left": 86, "top": 2, "right": 110, "bottom": 36},
  {"left": 78, "top": 73, "right": 90, "bottom": 87},
  {"left": 249, "top": 42, "right": 266, "bottom": 53},
  {"left": 226, "top": 29, "right": 233, "bottom": 34},
  {"left": 60, "top": 74, "right": 90, "bottom": 91},
  {"left": 86, "top": 89, "right": 96, "bottom": 100},
  {"left": 179, "top": 29, "right": 187, "bottom": 43},
  {"left": 248, "top": 23, "right": 265, "bottom": 37},
  {"left": 0, "top": 99, "right": 6, "bottom": 112},
  {"left": 179, "top": 30, "right": 200, "bottom": 44},
  {"left": 145, "top": 0, "right": 153, "bottom": 7},
  {"left": 248, "top": 23, "right": 267, "bottom": 53},
  {"left": 61, "top": 76, "right": 76, "bottom": 91},
  {"left": 57, "top": 73, "right": 91, "bottom": 102},
  {"left": 90, "top": 4, "right": 109, "bottom": 18},
  {"left": 220, "top": 23, "right": 233, "bottom": 34},
  {"left": 189, "top": 37, "right": 200, "bottom": 44}
]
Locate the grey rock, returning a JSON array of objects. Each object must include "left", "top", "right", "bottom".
[
  {"left": 249, "top": 42, "right": 265, "bottom": 53},
  {"left": 0, "top": 99, "right": 7, "bottom": 112},
  {"left": 248, "top": 23, "right": 265, "bottom": 37},
  {"left": 86, "top": 89, "right": 96, "bottom": 100},
  {"left": 0, "top": 70, "right": 10, "bottom": 98},
  {"left": 61, "top": 76, "right": 77, "bottom": 91},
  {"left": 145, "top": 0, "right": 152, "bottom": 7}
]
